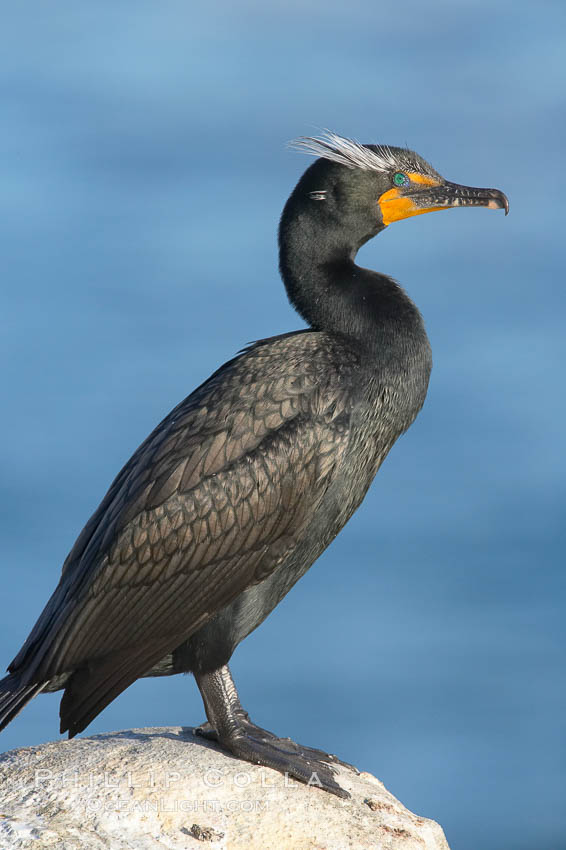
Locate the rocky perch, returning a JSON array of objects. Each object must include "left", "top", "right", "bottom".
[{"left": 0, "top": 727, "right": 450, "bottom": 849}]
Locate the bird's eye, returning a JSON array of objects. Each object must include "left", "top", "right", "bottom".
[{"left": 393, "top": 172, "right": 409, "bottom": 187}]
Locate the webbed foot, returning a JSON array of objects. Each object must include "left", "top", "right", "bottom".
[
  {"left": 196, "top": 716, "right": 354, "bottom": 797},
  {"left": 194, "top": 665, "right": 355, "bottom": 798}
]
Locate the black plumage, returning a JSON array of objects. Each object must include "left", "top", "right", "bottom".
[{"left": 0, "top": 133, "right": 507, "bottom": 796}]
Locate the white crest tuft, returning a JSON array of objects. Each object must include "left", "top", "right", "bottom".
[{"left": 289, "top": 131, "right": 426, "bottom": 176}]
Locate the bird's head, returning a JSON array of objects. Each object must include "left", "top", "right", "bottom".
[{"left": 288, "top": 132, "right": 508, "bottom": 248}]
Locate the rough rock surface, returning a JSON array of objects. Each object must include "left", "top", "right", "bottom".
[{"left": 0, "top": 727, "right": 451, "bottom": 849}]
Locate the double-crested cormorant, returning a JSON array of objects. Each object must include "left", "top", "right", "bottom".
[{"left": 0, "top": 133, "right": 508, "bottom": 796}]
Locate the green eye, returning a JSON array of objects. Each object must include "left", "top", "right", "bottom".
[{"left": 393, "top": 172, "right": 409, "bottom": 187}]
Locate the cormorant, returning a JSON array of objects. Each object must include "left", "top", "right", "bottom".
[{"left": 0, "top": 133, "right": 508, "bottom": 797}]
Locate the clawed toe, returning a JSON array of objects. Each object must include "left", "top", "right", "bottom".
[
  {"left": 218, "top": 722, "right": 351, "bottom": 798},
  {"left": 194, "top": 721, "right": 218, "bottom": 742}
]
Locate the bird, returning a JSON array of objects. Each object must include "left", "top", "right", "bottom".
[{"left": 0, "top": 132, "right": 508, "bottom": 797}]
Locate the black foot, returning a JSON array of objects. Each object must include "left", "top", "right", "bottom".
[
  {"left": 194, "top": 666, "right": 356, "bottom": 798},
  {"left": 198, "top": 718, "right": 356, "bottom": 798}
]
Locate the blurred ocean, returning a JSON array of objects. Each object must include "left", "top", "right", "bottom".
[{"left": 0, "top": 3, "right": 564, "bottom": 848}]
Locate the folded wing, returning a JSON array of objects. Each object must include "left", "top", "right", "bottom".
[{"left": 9, "top": 333, "right": 357, "bottom": 733}]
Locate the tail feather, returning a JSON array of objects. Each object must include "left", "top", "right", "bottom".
[{"left": 0, "top": 674, "right": 45, "bottom": 733}]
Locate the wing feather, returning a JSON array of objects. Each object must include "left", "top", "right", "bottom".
[{"left": 11, "top": 333, "right": 358, "bottom": 686}]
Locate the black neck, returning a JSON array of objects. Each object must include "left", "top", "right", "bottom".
[{"left": 278, "top": 208, "right": 427, "bottom": 361}]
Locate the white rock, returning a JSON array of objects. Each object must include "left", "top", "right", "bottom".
[{"left": 0, "top": 727, "right": 451, "bottom": 849}]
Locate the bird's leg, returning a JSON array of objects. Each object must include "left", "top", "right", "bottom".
[
  {"left": 193, "top": 663, "right": 250, "bottom": 741},
  {"left": 194, "top": 664, "right": 355, "bottom": 798}
]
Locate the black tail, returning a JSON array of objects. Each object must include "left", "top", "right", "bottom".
[{"left": 0, "top": 673, "right": 45, "bottom": 733}]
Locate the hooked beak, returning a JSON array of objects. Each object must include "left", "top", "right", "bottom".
[{"left": 379, "top": 177, "right": 509, "bottom": 227}]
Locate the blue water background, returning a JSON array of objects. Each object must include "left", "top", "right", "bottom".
[{"left": 1, "top": 3, "right": 564, "bottom": 848}]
